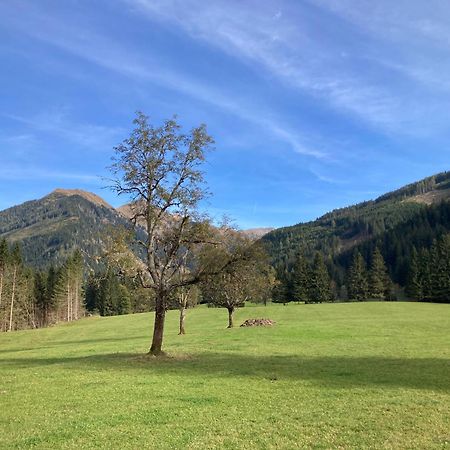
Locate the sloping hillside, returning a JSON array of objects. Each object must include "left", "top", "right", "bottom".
[
  {"left": 0, "top": 189, "right": 134, "bottom": 269},
  {"left": 262, "top": 171, "right": 450, "bottom": 283}
]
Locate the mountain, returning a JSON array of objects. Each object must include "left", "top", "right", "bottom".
[
  {"left": 0, "top": 189, "right": 134, "bottom": 269},
  {"left": 0, "top": 189, "right": 273, "bottom": 269},
  {"left": 241, "top": 228, "right": 274, "bottom": 239},
  {"left": 117, "top": 201, "right": 274, "bottom": 238},
  {"left": 261, "top": 171, "right": 450, "bottom": 288},
  {"left": 51, "top": 188, "right": 113, "bottom": 209},
  {"left": 1, "top": 171, "right": 449, "bottom": 282}
]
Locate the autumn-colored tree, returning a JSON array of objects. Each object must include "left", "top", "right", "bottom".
[{"left": 201, "top": 235, "right": 273, "bottom": 328}]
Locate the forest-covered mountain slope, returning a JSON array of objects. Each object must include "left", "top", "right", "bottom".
[
  {"left": 1, "top": 171, "right": 449, "bottom": 282},
  {"left": 261, "top": 171, "right": 450, "bottom": 287},
  {"left": 0, "top": 189, "right": 134, "bottom": 269}
]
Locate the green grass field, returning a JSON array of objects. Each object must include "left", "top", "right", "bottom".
[{"left": 0, "top": 302, "right": 449, "bottom": 449}]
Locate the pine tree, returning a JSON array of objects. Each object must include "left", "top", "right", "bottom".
[
  {"left": 8, "top": 244, "right": 22, "bottom": 331},
  {"left": 34, "top": 271, "right": 48, "bottom": 327},
  {"left": 272, "top": 268, "right": 291, "bottom": 304},
  {"left": 85, "top": 273, "right": 99, "bottom": 312},
  {"left": 98, "top": 271, "right": 122, "bottom": 316},
  {"left": 430, "top": 236, "right": 450, "bottom": 302},
  {"left": 418, "top": 248, "right": 432, "bottom": 301},
  {"left": 368, "top": 247, "right": 389, "bottom": 300},
  {"left": 117, "top": 284, "right": 132, "bottom": 315},
  {"left": 347, "top": 250, "right": 368, "bottom": 301},
  {"left": 308, "top": 252, "right": 331, "bottom": 303},
  {"left": 291, "top": 252, "right": 311, "bottom": 303},
  {"left": 406, "top": 247, "right": 422, "bottom": 300},
  {"left": 46, "top": 266, "right": 58, "bottom": 323}
]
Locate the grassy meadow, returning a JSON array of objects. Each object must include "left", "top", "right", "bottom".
[{"left": 0, "top": 302, "right": 449, "bottom": 449}]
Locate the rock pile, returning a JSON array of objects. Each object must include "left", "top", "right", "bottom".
[{"left": 240, "top": 318, "right": 276, "bottom": 327}]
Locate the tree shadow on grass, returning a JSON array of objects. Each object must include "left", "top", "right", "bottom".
[
  {"left": 1, "top": 351, "right": 449, "bottom": 392},
  {"left": 0, "top": 336, "right": 149, "bottom": 355}
]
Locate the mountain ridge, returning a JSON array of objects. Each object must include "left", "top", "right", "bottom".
[
  {"left": 0, "top": 171, "right": 449, "bottom": 271},
  {"left": 261, "top": 170, "right": 450, "bottom": 295},
  {"left": 0, "top": 189, "right": 132, "bottom": 269},
  {"left": 50, "top": 188, "right": 114, "bottom": 210}
]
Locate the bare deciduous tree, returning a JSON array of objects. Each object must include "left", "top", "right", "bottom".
[
  {"left": 110, "top": 112, "right": 217, "bottom": 355},
  {"left": 175, "top": 284, "right": 200, "bottom": 335}
]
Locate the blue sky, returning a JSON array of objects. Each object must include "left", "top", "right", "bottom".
[{"left": 1, "top": 0, "right": 449, "bottom": 229}]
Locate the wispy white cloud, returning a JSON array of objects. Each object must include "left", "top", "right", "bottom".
[
  {"left": 308, "top": 166, "right": 349, "bottom": 185},
  {"left": 0, "top": 2, "right": 326, "bottom": 159},
  {"left": 4, "top": 109, "right": 123, "bottom": 151},
  {"left": 0, "top": 165, "right": 101, "bottom": 183},
  {"left": 129, "top": 0, "right": 450, "bottom": 135},
  {"left": 0, "top": 133, "right": 37, "bottom": 158},
  {"left": 310, "top": 0, "right": 450, "bottom": 47},
  {"left": 309, "top": 1, "right": 450, "bottom": 96}
]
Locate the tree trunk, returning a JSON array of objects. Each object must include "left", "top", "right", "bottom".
[
  {"left": 179, "top": 305, "right": 186, "bottom": 335},
  {"left": 227, "top": 307, "right": 234, "bottom": 328},
  {"left": 8, "top": 266, "right": 17, "bottom": 332},
  {"left": 149, "top": 294, "right": 166, "bottom": 355}
]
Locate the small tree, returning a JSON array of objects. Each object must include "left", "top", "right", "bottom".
[
  {"left": 418, "top": 248, "right": 432, "bottom": 301},
  {"left": 308, "top": 252, "right": 331, "bottom": 303},
  {"left": 291, "top": 251, "right": 310, "bottom": 303},
  {"left": 347, "top": 250, "right": 369, "bottom": 301},
  {"left": 406, "top": 247, "right": 422, "bottom": 300},
  {"left": 430, "top": 236, "right": 450, "bottom": 302},
  {"left": 368, "top": 247, "right": 390, "bottom": 300},
  {"left": 8, "top": 243, "right": 22, "bottom": 331},
  {"left": 272, "top": 268, "right": 291, "bottom": 305},
  {"left": 202, "top": 236, "right": 273, "bottom": 328},
  {"left": 34, "top": 271, "right": 48, "bottom": 327},
  {"left": 166, "top": 253, "right": 201, "bottom": 335},
  {"left": 175, "top": 284, "right": 200, "bottom": 335},
  {"left": 117, "top": 284, "right": 132, "bottom": 315},
  {"left": 253, "top": 265, "right": 277, "bottom": 306}
]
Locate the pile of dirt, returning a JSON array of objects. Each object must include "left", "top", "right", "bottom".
[{"left": 240, "top": 318, "right": 276, "bottom": 327}]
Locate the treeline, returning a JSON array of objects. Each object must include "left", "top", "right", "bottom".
[
  {"left": 0, "top": 234, "right": 164, "bottom": 331},
  {"left": 345, "top": 248, "right": 396, "bottom": 301},
  {"left": 263, "top": 172, "right": 450, "bottom": 301},
  {"left": 264, "top": 200, "right": 426, "bottom": 290},
  {"left": 335, "top": 200, "right": 450, "bottom": 286},
  {"left": 406, "top": 235, "right": 450, "bottom": 303},
  {"left": 270, "top": 200, "right": 450, "bottom": 304},
  {"left": 0, "top": 239, "right": 84, "bottom": 331},
  {"left": 276, "top": 247, "right": 395, "bottom": 304},
  {"left": 274, "top": 252, "right": 331, "bottom": 304},
  {"left": 85, "top": 269, "right": 154, "bottom": 316},
  {"left": 375, "top": 171, "right": 450, "bottom": 203}
]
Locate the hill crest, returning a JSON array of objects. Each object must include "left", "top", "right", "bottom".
[{"left": 49, "top": 189, "right": 113, "bottom": 209}]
